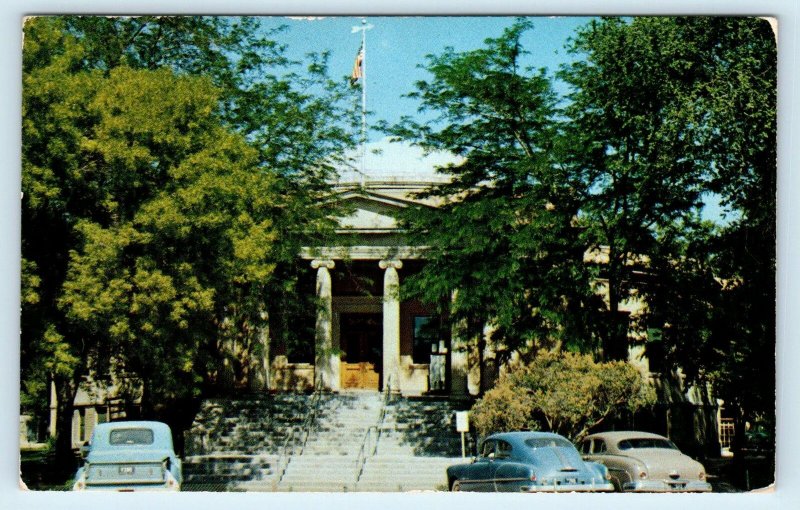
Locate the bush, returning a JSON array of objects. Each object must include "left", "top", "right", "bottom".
[{"left": 471, "top": 351, "right": 655, "bottom": 440}]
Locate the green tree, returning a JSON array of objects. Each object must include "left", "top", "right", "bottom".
[
  {"left": 559, "top": 17, "right": 712, "bottom": 360},
  {"left": 388, "top": 20, "right": 603, "bottom": 390},
  {"left": 21, "top": 16, "right": 356, "bottom": 464},
  {"left": 55, "top": 16, "right": 358, "bottom": 385},
  {"left": 562, "top": 16, "right": 776, "bottom": 459},
  {"left": 470, "top": 352, "right": 655, "bottom": 440}
]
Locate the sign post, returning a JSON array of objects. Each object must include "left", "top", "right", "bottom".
[{"left": 455, "top": 411, "right": 469, "bottom": 458}]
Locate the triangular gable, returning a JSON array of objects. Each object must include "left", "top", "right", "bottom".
[{"left": 334, "top": 191, "right": 412, "bottom": 231}]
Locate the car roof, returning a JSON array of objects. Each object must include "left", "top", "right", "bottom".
[
  {"left": 90, "top": 421, "right": 173, "bottom": 448},
  {"left": 485, "top": 431, "right": 570, "bottom": 444},
  {"left": 583, "top": 430, "right": 668, "bottom": 441},
  {"left": 94, "top": 420, "right": 171, "bottom": 432}
]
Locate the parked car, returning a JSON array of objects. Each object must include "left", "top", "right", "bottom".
[
  {"left": 446, "top": 431, "right": 614, "bottom": 492},
  {"left": 579, "top": 431, "right": 712, "bottom": 492},
  {"left": 72, "top": 421, "right": 182, "bottom": 491}
]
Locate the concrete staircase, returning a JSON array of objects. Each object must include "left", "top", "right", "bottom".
[
  {"left": 354, "top": 397, "right": 468, "bottom": 492},
  {"left": 276, "top": 391, "right": 383, "bottom": 491},
  {"left": 182, "top": 392, "right": 473, "bottom": 492},
  {"left": 182, "top": 395, "right": 311, "bottom": 490}
]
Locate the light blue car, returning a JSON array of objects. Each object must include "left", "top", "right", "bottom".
[{"left": 72, "top": 421, "right": 182, "bottom": 491}]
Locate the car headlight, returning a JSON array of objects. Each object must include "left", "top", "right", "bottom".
[
  {"left": 636, "top": 465, "right": 648, "bottom": 479},
  {"left": 72, "top": 472, "right": 87, "bottom": 491},
  {"left": 165, "top": 469, "right": 179, "bottom": 489}
]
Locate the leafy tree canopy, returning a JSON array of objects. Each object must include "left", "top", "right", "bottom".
[
  {"left": 470, "top": 352, "right": 655, "bottom": 440},
  {"left": 388, "top": 20, "right": 602, "bottom": 370}
]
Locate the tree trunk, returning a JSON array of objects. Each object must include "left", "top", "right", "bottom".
[{"left": 53, "top": 375, "right": 78, "bottom": 472}]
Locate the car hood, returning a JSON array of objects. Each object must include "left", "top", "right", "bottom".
[
  {"left": 86, "top": 449, "right": 174, "bottom": 464},
  {"left": 623, "top": 450, "right": 704, "bottom": 479}
]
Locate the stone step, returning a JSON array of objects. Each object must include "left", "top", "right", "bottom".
[{"left": 276, "top": 481, "right": 357, "bottom": 492}]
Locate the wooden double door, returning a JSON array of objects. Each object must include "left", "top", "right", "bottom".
[{"left": 340, "top": 313, "right": 382, "bottom": 390}]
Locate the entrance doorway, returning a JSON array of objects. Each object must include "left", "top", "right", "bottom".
[{"left": 339, "top": 313, "right": 382, "bottom": 390}]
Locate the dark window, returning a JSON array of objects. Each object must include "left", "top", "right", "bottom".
[
  {"left": 646, "top": 340, "right": 666, "bottom": 374},
  {"left": 594, "top": 439, "right": 607, "bottom": 453},
  {"left": 603, "top": 311, "right": 630, "bottom": 361},
  {"left": 412, "top": 316, "right": 440, "bottom": 364},
  {"left": 109, "top": 428, "right": 155, "bottom": 445},
  {"left": 78, "top": 408, "right": 86, "bottom": 442},
  {"left": 481, "top": 440, "right": 496, "bottom": 458},
  {"left": 496, "top": 440, "right": 513, "bottom": 459},
  {"left": 524, "top": 437, "right": 573, "bottom": 449},
  {"left": 617, "top": 438, "right": 678, "bottom": 450},
  {"left": 580, "top": 440, "right": 591, "bottom": 454}
]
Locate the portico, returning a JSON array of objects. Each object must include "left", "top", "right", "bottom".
[{"left": 286, "top": 181, "right": 468, "bottom": 396}]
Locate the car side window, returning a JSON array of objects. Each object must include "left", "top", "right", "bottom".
[
  {"left": 496, "top": 440, "right": 513, "bottom": 459},
  {"left": 594, "top": 439, "right": 607, "bottom": 453},
  {"left": 580, "top": 440, "right": 591, "bottom": 454},
  {"left": 481, "top": 440, "right": 496, "bottom": 458}
]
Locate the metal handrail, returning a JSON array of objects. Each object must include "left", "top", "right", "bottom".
[
  {"left": 275, "top": 390, "right": 322, "bottom": 486},
  {"left": 354, "top": 377, "right": 394, "bottom": 484},
  {"left": 353, "top": 425, "right": 377, "bottom": 483}
]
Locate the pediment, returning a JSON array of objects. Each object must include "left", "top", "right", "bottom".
[{"left": 335, "top": 192, "right": 410, "bottom": 231}]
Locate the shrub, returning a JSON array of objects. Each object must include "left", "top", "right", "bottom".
[{"left": 471, "top": 351, "right": 655, "bottom": 441}]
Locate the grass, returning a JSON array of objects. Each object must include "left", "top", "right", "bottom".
[{"left": 20, "top": 447, "right": 78, "bottom": 491}]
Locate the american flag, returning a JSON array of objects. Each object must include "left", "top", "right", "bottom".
[{"left": 350, "top": 45, "right": 364, "bottom": 85}]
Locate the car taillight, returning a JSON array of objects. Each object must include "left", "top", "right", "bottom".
[
  {"left": 529, "top": 474, "right": 537, "bottom": 482},
  {"left": 73, "top": 480, "right": 85, "bottom": 491}
]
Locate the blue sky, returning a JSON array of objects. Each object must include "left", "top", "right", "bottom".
[{"left": 259, "top": 16, "right": 593, "bottom": 142}]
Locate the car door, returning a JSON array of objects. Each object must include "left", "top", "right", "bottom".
[
  {"left": 583, "top": 438, "right": 626, "bottom": 489},
  {"left": 491, "top": 440, "right": 525, "bottom": 492},
  {"left": 460, "top": 439, "right": 497, "bottom": 491}
]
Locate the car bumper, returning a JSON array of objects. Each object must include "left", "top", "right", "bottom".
[
  {"left": 75, "top": 483, "right": 180, "bottom": 492},
  {"left": 622, "top": 480, "right": 712, "bottom": 492},
  {"left": 521, "top": 482, "right": 616, "bottom": 493}
]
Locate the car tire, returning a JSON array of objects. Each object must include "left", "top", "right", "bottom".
[{"left": 451, "top": 480, "right": 462, "bottom": 492}]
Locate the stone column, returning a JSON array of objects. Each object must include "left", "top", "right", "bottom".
[
  {"left": 312, "top": 259, "right": 338, "bottom": 391},
  {"left": 379, "top": 259, "right": 403, "bottom": 393}
]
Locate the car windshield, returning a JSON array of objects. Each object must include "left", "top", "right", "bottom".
[
  {"left": 617, "top": 438, "right": 678, "bottom": 450},
  {"left": 524, "top": 437, "right": 573, "bottom": 449},
  {"left": 109, "top": 428, "right": 155, "bottom": 445}
]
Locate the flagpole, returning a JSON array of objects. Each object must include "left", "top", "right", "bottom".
[
  {"left": 360, "top": 18, "right": 367, "bottom": 184},
  {"left": 352, "top": 18, "right": 372, "bottom": 185}
]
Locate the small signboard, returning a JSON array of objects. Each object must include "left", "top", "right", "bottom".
[{"left": 456, "top": 411, "right": 469, "bottom": 432}]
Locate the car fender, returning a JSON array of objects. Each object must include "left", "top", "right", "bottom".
[
  {"left": 595, "top": 454, "right": 637, "bottom": 485},
  {"left": 584, "top": 461, "right": 609, "bottom": 480},
  {"left": 493, "top": 461, "right": 533, "bottom": 492}
]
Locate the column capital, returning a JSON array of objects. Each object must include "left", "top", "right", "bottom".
[
  {"left": 311, "top": 259, "right": 335, "bottom": 270},
  {"left": 379, "top": 259, "right": 403, "bottom": 270}
]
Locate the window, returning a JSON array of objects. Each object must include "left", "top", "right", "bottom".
[
  {"left": 412, "top": 316, "right": 441, "bottom": 364},
  {"left": 109, "top": 428, "right": 155, "bottom": 445},
  {"left": 594, "top": 439, "right": 607, "bottom": 453},
  {"left": 617, "top": 438, "right": 677, "bottom": 450},
  {"left": 481, "top": 440, "right": 496, "bottom": 458},
  {"left": 524, "top": 437, "right": 573, "bottom": 449},
  {"left": 580, "top": 440, "right": 591, "bottom": 454},
  {"left": 496, "top": 440, "right": 513, "bottom": 459}
]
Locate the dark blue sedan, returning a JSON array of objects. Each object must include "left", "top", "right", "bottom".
[{"left": 447, "top": 431, "right": 614, "bottom": 492}]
